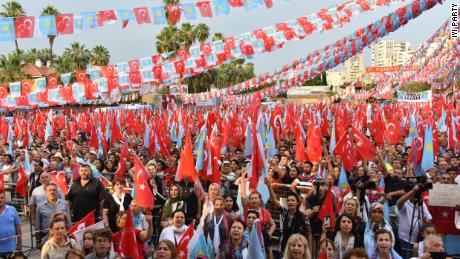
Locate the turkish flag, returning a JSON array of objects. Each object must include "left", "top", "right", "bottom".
[
  {"left": 0, "top": 84, "right": 7, "bottom": 98},
  {"left": 60, "top": 85, "right": 74, "bottom": 101},
  {"left": 177, "top": 129, "right": 197, "bottom": 182},
  {"left": 132, "top": 155, "right": 155, "bottom": 209},
  {"left": 133, "top": 7, "right": 151, "bottom": 24},
  {"left": 317, "top": 189, "right": 335, "bottom": 229},
  {"left": 224, "top": 37, "right": 236, "bottom": 50},
  {"left": 196, "top": 1, "right": 213, "bottom": 17},
  {"left": 357, "top": 0, "right": 372, "bottom": 10},
  {"left": 166, "top": 5, "right": 181, "bottom": 24},
  {"left": 15, "top": 16, "right": 35, "bottom": 38},
  {"left": 297, "top": 17, "right": 316, "bottom": 35},
  {"left": 384, "top": 118, "right": 403, "bottom": 144},
  {"left": 101, "top": 65, "right": 117, "bottom": 78},
  {"left": 228, "top": 0, "right": 244, "bottom": 7},
  {"left": 294, "top": 123, "right": 306, "bottom": 163},
  {"left": 21, "top": 80, "right": 33, "bottom": 95},
  {"left": 153, "top": 65, "right": 162, "bottom": 79},
  {"left": 56, "top": 14, "right": 74, "bottom": 34},
  {"left": 128, "top": 60, "right": 140, "bottom": 72},
  {"left": 110, "top": 116, "right": 123, "bottom": 144},
  {"left": 334, "top": 132, "right": 356, "bottom": 172},
  {"left": 177, "top": 222, "right": 195, "bottom": 259},
  {"left": 50, "top": 171, "right": 69, "bottom": 195},
  {"left": 116, "top": 141, "right": 129, "bottom": 179},
  {"left": 47, "top": 75, "right": 59, "bottom": 88},
  {"left": 97, "top": 10, "right": 117, "bottom": 26},
  {"left": 200, "top": 42, "right": 212, "bottom": 56},
  {"left": 38, "top": 91, "right": 48, "bottom": 103},
  {"left": 68, "top": 210, "right": 95, "bottom": 235},
  {"left": 76, "top": 71, "right": 87, "bottom": 83},
  {"left": 351, "top": 127, "right": 376, "bottom": 161},
  {"left": 120, "top": 210, "right": 141, "bottom": 259},
  {"left": 174, "top": 60, "right": 185, "bottom": 75},
  {"left": 306, "top": 121, "right": 322, "bottom": 163},
  {"left": 264, "top": 0, "right": 273, "bottom": 8},
  {"left": 15, "top": 166, "right": 28, "bottom": 198},
  {"left": 208, "top": 126, "right": 221, "bottom": 184},
  {"left": 89, "top": 125, "right": 98, "bottom": 149},
  {"left": 129, "top": 71, "right": 141, "bottom": 84}
]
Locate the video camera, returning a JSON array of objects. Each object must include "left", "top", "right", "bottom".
[
  {"left": 312, "top": 179, "right": 326, "bottom": 186},
  {"left": 401, "top": 176, "right": 433, "bottom": 194},
  {"left": 348, "top": 174, "right": 376, "bottom": 191}
]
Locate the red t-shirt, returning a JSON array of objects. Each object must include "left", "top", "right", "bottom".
[
  {"left": 429, "top": 206, "right": 460, "bottom": 235},
  {"left": 112, "top": 229, "right": 144, "bottom": 257},
  {"left": 244, "top": 207, "right": 272, "bottom": 226}
]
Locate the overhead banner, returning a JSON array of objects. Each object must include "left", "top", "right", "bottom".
[
  {"left": 397, "top": 90, "right": 432, "bottom": 102},
  {"left": 365, "top": 65, "right": 418, "bottom": 73}
]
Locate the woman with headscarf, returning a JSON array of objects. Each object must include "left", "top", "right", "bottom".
[
  {"left": 364, "top": 203, "right": 395, "bottom": 256},
  {"left": 161, "top": 184, "right": 186, "bottom": 227},
  {"left": 194, "top": 180, "right": 220, "bottom": 223}
]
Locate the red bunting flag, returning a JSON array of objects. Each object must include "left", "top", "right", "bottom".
[
  {"left": 68, "top": 210, "right": 95, "bottom": 235},
  {"left": 166, "top": 5, "right": 181, "bottom": 24},
  {"left": 15, "top": 16, "right": 35, "bottom": 38},
  {"left": 196, "top": 1, "right": 213, "bottom": 17},
  {"left": 56, "top": 14, "right": 74, "bottom": 34},
  {"left": 97, "top": 10, "right": 117, "bottom": 26},
  {"left": 133, "top": 7, "right": 152, "bottom": 24},
  {"left": 15, "top": 166, "right": 28, "bottom": 198}
]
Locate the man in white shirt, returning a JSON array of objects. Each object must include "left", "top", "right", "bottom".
[{"left": 397, "top": 184, "right": 432, "bottom": 259}]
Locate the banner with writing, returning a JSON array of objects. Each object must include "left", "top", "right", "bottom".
[{"left": 397, "top": 90, "right": 432, "bottom": 102}]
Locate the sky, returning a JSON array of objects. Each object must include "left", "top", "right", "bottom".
[{"left": 0, "top": 0, "right": 453, "bottom": 74}]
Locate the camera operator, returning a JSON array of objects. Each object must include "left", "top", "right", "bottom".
[
  {"left": 397, "top": 183, "right": 432, "bottom": 259},
  {"left": 345, "top": 166, "right": 371, "bottom": 223},
  {"left": 428, "top": 174, "right": 460, "bottom": 255}
]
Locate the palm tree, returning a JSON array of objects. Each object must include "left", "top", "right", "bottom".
[
  {"left": 40, "top": 5, "right": 59, "bottom": 65},
  {"left": 38, "top": 48, "right": 55, "bottom": 65},
  {"left": 156, "top": 25, "right": 180, "bottom": 54},
  {"left": 0, "top": 52, "right": 24, "bottom": 83},
  {"left": 178, "top": 23, "right": 195, "bottom": 50},
  {"left": 194, "top": 23, "right": 210, "bottom": 43},
  {"left": 63, "top": 42, "right": 91, "bottom": 70},
  {"left": 0, "top": 1, "right": 25, "bottom": 54},
  {"left": 23, "top": 48, "right": 40, "bottom": 64},
  {"left": 90, "top": 45, "right": 110, "bottom": 66},
  {"left": 212, "top": 32, "right": 225, "bottom": 42},
  {"left": 51, "top": 55, "right": 72, "bottom": 74}
]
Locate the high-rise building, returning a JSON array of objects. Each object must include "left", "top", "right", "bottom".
[
  {"left": 371, "top": 40, "right": 414, "bottom": 67},
  {"left": 345, "top": 52, "right": 364, "bottom": 83}
]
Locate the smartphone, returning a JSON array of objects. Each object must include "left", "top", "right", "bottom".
[
  {"left": 430, "top": 252, "right": 447, "bottom": 259},
  {"left": 323, "top": 216, "right": 331, "bottom": 229}
]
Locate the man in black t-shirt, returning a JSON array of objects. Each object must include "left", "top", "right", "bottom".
[{"left": 66, "top": 164, "right": 106, "bottom": 222}]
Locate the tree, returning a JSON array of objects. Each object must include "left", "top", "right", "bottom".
[
  {"left": 51, "top": 55, "right": 72, "bottom": 74},
  {"left": 212, "top": 32, "right": 225, "bottom": 42},
  {"left": 90, "top": 45, "right": 110, "bottom": 66},
  {"left": 63, "top": 42, "right": 91, "bottom": 70},
  {"left": 0, "top": 1, "right": 25, "bottom": 54},
  {"left": 40, "top": 5, "right": 59, "bottom": 65},
  {"left": 156, "top": 25, "right": 181, "bottom": 54},
  {"left": 194, "top": 23, "right": 210, "bottom": 43},
  {"left": 178, "top": 23, "right": 196, "bottom": 50},
  {"left": 0, "top": 52, "right": 24, "bottom": 83}
]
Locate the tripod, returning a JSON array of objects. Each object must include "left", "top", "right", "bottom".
[{"left": 404, "top": 195, "right": 425, "bottom": 259}]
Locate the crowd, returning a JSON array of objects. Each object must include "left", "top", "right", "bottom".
[{"left": 0, "top": 102, "right": 459, "bottom": 259}]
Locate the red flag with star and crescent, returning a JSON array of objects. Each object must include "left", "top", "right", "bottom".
[
  {"left": 177, "top": 221, "right": 195, "bottom": 259},
  {"left": 15, "top": 166, "right": 28, "bottom": 197},
  {"left": 132, "top": 155, "right": 155, "bottom": 209},
  {"left": 50, "top": 171, "right": 69, "bottom": 195}
]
